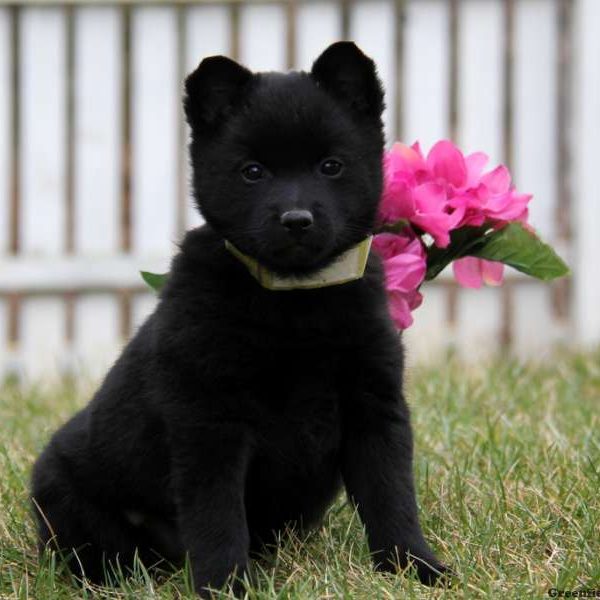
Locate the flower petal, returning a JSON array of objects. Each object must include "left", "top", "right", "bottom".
[
  {"left": 385, "top": 253, "right": 426, "bottom": 293},
  {"left": 426, "top": 140, "right": 467, "bottom": 187},
  {"left": 484, "top": 190, "right": 531, "bottom": 222},
  {"left": 465, "top": 152, "right": 489, "bottom": 187},
  {"left": 379, "top": 178, "right": 415, "bottom": 223},
  {"left": 388, "top": 292, "right": 414, "bottom": 329},
  {"left": 481, "top": 165, "right": 511, "bottom": 195},
  {"left": 481, "top": 260, "right": 504, "bottom": 286},
  {"left": 453, "top": 257, "right": 483, "bottom": 289},
  {"left": 372, "top": 232, "right": 410, "bottom": 260},
  {"left": 411, "top": 141, "right": 425, "bottom": 159},
  {"left": 389, "top": 142, "right": 428, "bottom": 173},
  {"left": 413, "top": 182, "right": 447, "bottom": 213}
]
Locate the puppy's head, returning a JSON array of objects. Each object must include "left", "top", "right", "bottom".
[{"left": 184, "top": 42, "right": 385, "bottom": 275}]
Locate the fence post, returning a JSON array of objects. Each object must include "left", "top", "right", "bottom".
[{"left": 573, "top": 0, "right": 600, "bottom": 347}]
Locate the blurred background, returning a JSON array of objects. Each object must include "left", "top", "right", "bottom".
[{"left": 0, "top": 0, "right": 598, "bottom": 382}]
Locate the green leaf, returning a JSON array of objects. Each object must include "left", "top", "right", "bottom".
[
  {"left": 471, "top": 223, "right": 570, "bottom": 280},
  {"left": 425, "top": 226, "right": 490, "bottom": 280},
  {"left": 140, "top": 271, "right": 168, "bottom": 293}
]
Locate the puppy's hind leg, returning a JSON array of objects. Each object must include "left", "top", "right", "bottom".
[{"left": 31, "top": 448, "right": 159, "bottom": 585}]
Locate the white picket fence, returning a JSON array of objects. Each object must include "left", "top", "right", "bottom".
[{"left": 0, "top": 0, "right": 599, "bottom": 382}]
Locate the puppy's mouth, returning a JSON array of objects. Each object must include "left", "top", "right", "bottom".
[
  {"left": 228, "top": 220, "right": 341, "bottom": 274},
  {"left": 260, "top": 239, "right": 330, "bottom": 272}
]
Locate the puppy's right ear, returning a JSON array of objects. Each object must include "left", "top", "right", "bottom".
[
  {"left": 184, "top": 56, "right": 252, "bottom": 132},
  {"left": 311, "top": 42, "right": 384, "bottom": 119}
]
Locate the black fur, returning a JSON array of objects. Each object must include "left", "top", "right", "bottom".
[{"left": 31, "top": 42, "right": 447, "bottom": 596}]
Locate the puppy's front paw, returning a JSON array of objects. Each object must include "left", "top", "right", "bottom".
[
  {"left": 373, "top": 546, "right": 453, "bottom": 587},
  {"left": 411, "top": 555, "right": 453, "bottom": 587},
  {"left": 193, "top": 564, "right": 247, "bottom": 599}
]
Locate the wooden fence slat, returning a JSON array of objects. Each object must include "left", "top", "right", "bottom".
[
  {"left": 458, "top": 0, "right": 503, "bottom": 163},
  {"left": 131, "top": 6, "right": 178, "bottom": 258},
  {"left": 0, "top": 300, "right": 7, "bottom": 370},
  {"left": 19, "top": 7, "right": 68, "bottom": 380},
  {"left": 456, "top": 288, "right": 503, "bottom": 362},
  {"left": 402, "top": 0, "right": 449, "bottom": 148},
  {"left": 350, "top": 0, "right": 396, "bottom": 144},
  {"left": 21, "top": 295, "right": 64, "bottom": 379},
  {"left": 73, "top": 6, "right": 122, "bottom": 373},
  {"left": 573, "top": 0, "right": 600, "bottom": 346},
  {"left": 185, "top": 4, "right": 230, "bottom": 63},
  {"left": 0, "top": 9, "right": 10, "bottom": 256},
  {"left": 239, "top": 2, "right": 286, "bottom": 72},
  {"left": 1, "top": 8, "right": 18, "bottom": 376},
  {"left": 20, "top": 8, "right": 66, "bottom": 255},
  {"left": 296, "top": 0, "right": 340, "bottom": 72},
  {"left": 74, "top": 7, "right": 121, "bottom": 255},
  {"left": 514, "top": 0, "right": 557, "bottom": 241},
  {"left": 132, "top": 291, "right": 156, "bottom": 334},
  {"left": 404, "top": 286, "right": 449, "bottom": 364},
  {"left": 513, "top": 284, "right": 559, "bottom": 358},
  {"left": 75, "top": 294, "right": 122, "bottom": 379}
]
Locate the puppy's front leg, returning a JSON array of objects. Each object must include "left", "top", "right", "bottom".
[
  {"left": 171, "top": 422, "right": 251, "bottom": 598},
  {"left": 341, "top": 338, "right": 447, "bottom": 585}
]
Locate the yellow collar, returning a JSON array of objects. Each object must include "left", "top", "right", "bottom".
[{"left": 225, "top": 236, "right": 372, "bottom": 291}]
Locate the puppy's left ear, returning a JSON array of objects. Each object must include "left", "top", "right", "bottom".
[{"left": 311, "top": 41, "right": 384, "bottom": 119}]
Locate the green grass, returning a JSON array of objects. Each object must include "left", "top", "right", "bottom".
[{"left": 1, "top": 352, "right": 599, "bottom": 599}]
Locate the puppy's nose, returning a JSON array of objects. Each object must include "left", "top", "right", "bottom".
[{"left": 280, "top": 210, "right": 314, "bottom": 234}]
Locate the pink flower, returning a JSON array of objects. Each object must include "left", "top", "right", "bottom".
[
  {"left": 380, "top": 140, "right": 532, "bottom": 244},
  {"left": 380, "top": 142, "right": 464, "bottom": 247},
  {"left": 453, "top": 257, "right": 504, "bottom": 289},
  {"left": 451, "top": 166, "right": 531, "bottom": 227},
  {"left": 377, "top": 139, "right": 538, "bottom": 320},
  {"left": 408, "top": 182, "right": 464, "bottom": 247},
  {"left": 372, "top": 230, "right": 426, "bottom": 329}
]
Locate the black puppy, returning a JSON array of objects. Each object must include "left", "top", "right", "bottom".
[{"left": 31, "top": 42, "right": 447, "bottom": 596}]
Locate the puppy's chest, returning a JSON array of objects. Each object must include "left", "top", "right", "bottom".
[
  {"left": 242, "top": 342, "right": 346, "bottom": 399},
  {"left": 252, "top": 381, "right": 343, "bottom": 470},
  {"left": 244, "top": 348, "right": 345, "bottom": 448}
]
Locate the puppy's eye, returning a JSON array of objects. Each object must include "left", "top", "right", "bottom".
[
  {"left": 241, "top": 163, "right": 265, "bottom": 182},
  {"left": 320, "top": 158, "right": 344, "bottom": 178}
]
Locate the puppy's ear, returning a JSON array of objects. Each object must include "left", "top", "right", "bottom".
[
  {"left": 311, "top": 42, "right": 384, "bottom": 119},
  {"left": 184, "top": 55, "right": 252, "bottom": 131}
]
